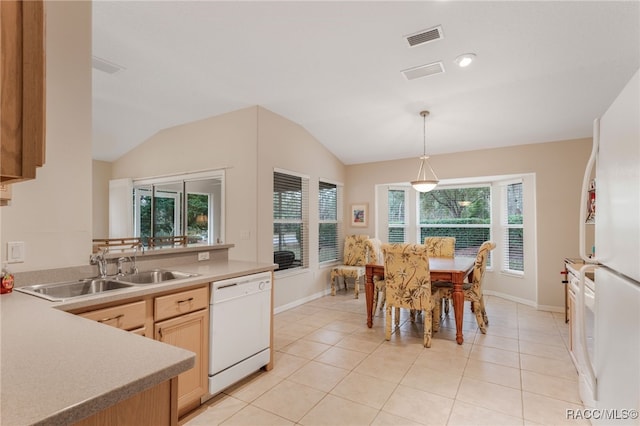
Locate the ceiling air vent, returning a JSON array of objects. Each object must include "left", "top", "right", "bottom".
[
  {"left": 405, "top": 25, "right": 444, "bottom": 47},
  {"left": 401, "top": 61, "right": 445, "bottom": 81},
  {"left": 92, "top": 56, "right": 125, "bottom": 75}
]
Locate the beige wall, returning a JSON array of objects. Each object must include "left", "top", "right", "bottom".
[
  {"left": 345, "top": 138, "right": 592, "bottom": 309},
  {"left": 92, "top": 160, "right": 112, "bottom": 239},
  {"left": 1, "top": 1, "right": 92, "bottom": 272},
  {"left": 111, "top": 106, "right": 346, "bottom": 309}
]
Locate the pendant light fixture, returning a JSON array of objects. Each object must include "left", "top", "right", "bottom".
[{"left": 411, "top": 110, "right": 439, "bottom": 192}]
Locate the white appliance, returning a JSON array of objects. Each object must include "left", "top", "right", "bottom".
[
  {"left": 578, "top": 68, "right": 640, "bottom": 424},
  {"left": 208, "top": 271, "right": 272, "bottom": 396}
]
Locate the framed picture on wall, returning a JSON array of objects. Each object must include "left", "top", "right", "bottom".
[{"left": 350, "top": 203, "right": 368, "bottom": 227}]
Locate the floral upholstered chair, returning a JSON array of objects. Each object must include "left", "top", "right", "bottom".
[
  {"left": 382, "top": 243, "right": 437, "bottom": 348},
  {"left": 433, "top": 241, "right": 496, "bottom": 333},
  {"left": 330, "top": 235, "right": 372, "bottom": 298},
  {"left": 424, "top": 236, "right": 456, "bottom": 257},
  {"left": 366, "top": 238, "right": 387, "bottom": 312},
  {"left": 424, "top": 236, "right": 456, "bottom": 314}
]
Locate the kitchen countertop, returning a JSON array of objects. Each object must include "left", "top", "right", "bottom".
[{"left": 1, "top": 259, "right": 275, "bottom": 425}]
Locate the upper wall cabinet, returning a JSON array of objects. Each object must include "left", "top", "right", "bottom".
[{"left": 0, "top": 0, "right": 46, "bottom": 185}]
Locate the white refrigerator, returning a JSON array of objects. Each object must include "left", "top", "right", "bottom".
[{"left": 579, "top": 68, "right": 640, "bottom": 424}]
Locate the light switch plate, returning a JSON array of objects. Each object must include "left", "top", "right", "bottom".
[
  {"left": 198, "top": 251, "right": 210, "bottom": 261},
  {"left": 7, "top": 241, "right": 25, "bottom": 263}
]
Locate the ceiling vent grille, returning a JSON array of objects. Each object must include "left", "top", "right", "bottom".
[
  {"left": 92, "top": 56, "right": 125, "bottom": 74},
  {"left": 405, "top": 25, "right": 444, "bottom": 47},
  {"left": 401, "top": 61, "right": 445, "bottom": 81}
]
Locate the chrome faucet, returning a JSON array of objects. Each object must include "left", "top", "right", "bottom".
[
  {"left": 117, "top": 257, "right": 132, "bottom": 276},
  {"left": 90, "top": 249, "right": 108, "bottom": 278}
]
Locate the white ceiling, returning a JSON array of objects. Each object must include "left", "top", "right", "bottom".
[{"left": 92, "top": 1, "right": 640, "bottom": 165}]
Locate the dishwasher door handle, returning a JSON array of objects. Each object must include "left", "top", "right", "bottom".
[{"left": 217, "top": 283, "right": 238, "bottom": 290}]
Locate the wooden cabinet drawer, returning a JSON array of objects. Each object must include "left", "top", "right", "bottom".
[
  {"left": 154, "top": 286, "right": 208, "bottom": 322},
  {"left": 80, "top": 300, "right": 146, "bottom": 331}
]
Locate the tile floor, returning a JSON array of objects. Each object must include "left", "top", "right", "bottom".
[{"left": 181, "top": 291, "right": 588, "bottom": 426}]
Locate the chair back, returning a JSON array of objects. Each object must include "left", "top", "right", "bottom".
[
  {"left": 343, "top": 234, "right": 370, "bottom": 266},
  {"left": 471, "top": 241, "right": 497, "bottom": 295},
  {"left": 382, "top": 243, "right": 432, "bottom": 310},
  {"left": 424, "top": 237, "right": 456, "bottom": 258},
  {"left": 366, "top": 238, "right": 383, "bottom": 264}
]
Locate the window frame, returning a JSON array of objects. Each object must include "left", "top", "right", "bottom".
[
  {"left": 500, "top": 179, "right": 525, "bottom": 275},
  {"left": 318, "top": 179, "right": 343, "bottom": 265},
  {"left": 388, "top": 186, "right": 409, "bottom": 243},
  {"left": 273, "top": 168, "right": 309, "bottom": 273}
]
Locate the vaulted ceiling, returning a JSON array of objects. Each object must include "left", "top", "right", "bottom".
[{"left": 92, "top": 1, "right": 640, "bottom": 165}]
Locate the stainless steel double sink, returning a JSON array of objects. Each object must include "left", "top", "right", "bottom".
[{"left": 16, "top": 269, "right": 198, "bottom": 302}]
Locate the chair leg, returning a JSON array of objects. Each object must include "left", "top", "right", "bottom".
[
  {"left": 330, "top": 271, "right": 337, "bottom": 296},
  {"left": 379, "top": 289, "right": 386, "bottom": 313},
  {"left": 354, "top": 276, "right": 360, "bottom": 299},
  {"left": 433, "top": 297, "right": 441, "bottom": 332},
  {"left": 473, "top": 301, "right": 487, "bottom": 334},
  {"left": 394, "top": 307, "right": 400, "bottom": 326},
  {"left": 480, "top": 295, "right": 489, "bottom": 325},
  {"left": 385, "top": 305, "right": 392, "bottom": 341},
  {"left": 444, "top": 298, "right": 450, "bottom": 315},
  {"left": 423, "top": 308, "right": 432, "bottom": 348}
]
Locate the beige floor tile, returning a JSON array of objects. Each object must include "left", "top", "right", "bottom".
[
  {"left": 463, "top": 358, "right": 521, "bottom": 389},
  {"left": 279, "top": 339, "right": 332, "bottom": 360},
  {"left": 522, "top": 391, "right": 591, "bottom": 425},
  {"left": 519, "top": 353, "right": 578, "bottom": 382},
  {"left": 370, "top": 410, "right": 424, "bottom": 425},
  {"left": 220, "top": 404, "right": 294, "bottom": 426},
  {"left": 521, "top": 370, "right": 582, "bottom": 404},
  {"left": 413, "top": 351, "right": 469, "bottom": 376},
  {"left": 400, "top": 363, "right": 462, "bottom": 399},
  {"left": 224, "top": 370, "right": 285, "bottom": 403},
  {"left": 382, "top": 384, "right": 454, "bottom": 425},
  {"left": 299, "top": 394, "right": 379, "bottom": 426},
  {"left": 469, "top": 344, "right": 520, "bottom": 369},
  {"left": 336, "top": 334, "right": 384, "bottom": 353},
  {"left": 189, "top": 294, "right": 586, "bottom": 426},
  {"left": 314, "top": 346, "right": 369, "bottom": 370},
  {"left": 183, "top": 394, "right": 247, "bottom": 426},
  {"left": 302, "top": 328, "right": 350, "bottom": 346},
  {"left": 456, "top": 376, "right": 523, "bottom": 418},
  {"left": 288, "top": 360, "right": 350, "bottom": 392},
  {"left": 330, "top": 371, "right": 398, "bottom": 409},
  {"left": 519, "top": 340, "right": 572, "bottom": 362},
  {"left": 270, "top": 352, "right": 310, "bottom": 378},
  {"left": 448, "top": 400, "right": 524, "bottom": 426},
  {"left": 354, "top": 352, "right": 414, "bottom": 383},
  {"left": 252, "top": 380, "right": 326, "bottom": 422},
  {"left": 473, "top": 333, "right": 520, "bottom": 352},
  {"left": 518, "top": 328, "right": 566, "bottom": 348}
]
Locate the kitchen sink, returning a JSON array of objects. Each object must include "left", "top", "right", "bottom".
[
  {"left": 16, "top": 278, "right": 136, "bottom": 302},
  {"left": 117, "top": 269, "right": 198, "bottom": 285}
]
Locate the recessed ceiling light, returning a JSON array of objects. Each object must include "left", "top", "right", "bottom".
[{"left": 454, "top": 53, "right": 476, "bottom": 68}]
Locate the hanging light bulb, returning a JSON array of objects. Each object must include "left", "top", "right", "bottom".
[{"left": 411, "top": 110, "right": 439, "bottom": 192}]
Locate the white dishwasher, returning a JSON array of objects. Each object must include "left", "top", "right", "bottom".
[{"left": 209, "top": 271, "right": 272, "bottom": 395}]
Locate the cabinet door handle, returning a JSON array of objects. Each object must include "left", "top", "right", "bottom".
[
  {"left": 177, "top": 297, "right": 194, "bottom": 304},
  {"left": 98, "top": 314, "right": 124, "bottom": 323}
]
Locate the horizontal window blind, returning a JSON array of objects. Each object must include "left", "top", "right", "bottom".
[
  {"left": 273, "top": 171, "right": 309, "bottom": 271},
  {"left": 501, "top": 181, "right": 524, "bottom": 272},
  {"left": 319, "top": 181, "right": 342, "bottom": 263},
  {"left": 388, "top": 188, "right": 406, "bottom": 243}
]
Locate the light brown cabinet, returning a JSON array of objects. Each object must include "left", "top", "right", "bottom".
[
  {"left": 73, "top": 284, "right": 210, "bottom": 419},
  {"left": 1, "top": 0, "right": 46, "bottom": 186},
  {"left": 154, "top": 286, "right": 209, "bottom": 417},
  {"left": 79, "top": 300, "right": 146, "bottom": 332}
]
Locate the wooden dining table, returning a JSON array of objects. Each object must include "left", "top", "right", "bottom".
[{"left": 365, "top": 256, "right": 476, "bottom": 345}]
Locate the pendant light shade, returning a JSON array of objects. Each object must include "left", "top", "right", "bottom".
[{"left": 411, "top": 110, "right": 439, "bottom": 192}]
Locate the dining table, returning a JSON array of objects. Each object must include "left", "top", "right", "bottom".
[{"left": 365, "top": 256, "right": 476, "bottom": 344}]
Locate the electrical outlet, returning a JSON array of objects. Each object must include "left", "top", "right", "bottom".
[{"left": 198, "top": 252, "right": 210, "bottom": 261}]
